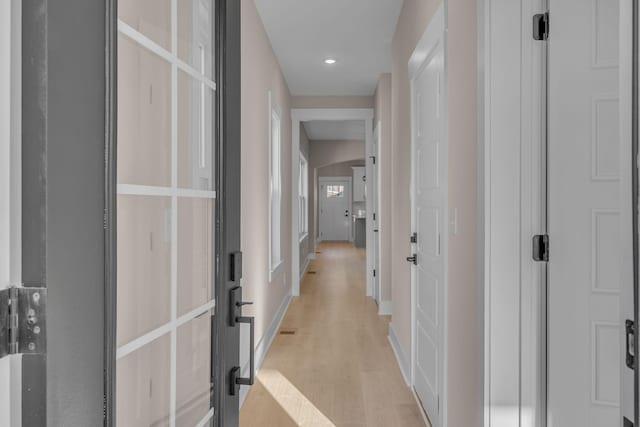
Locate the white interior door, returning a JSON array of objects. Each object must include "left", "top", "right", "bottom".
[
  {"left": 547, "top": 0, "right": 621, "bottom": 425},
  {"left": 372, "top": 125, "right": 381, "bottom": 303},
  {"left": 318, "top": 179, "right": 351, "bottom": 241},
  {"left": 410, "top": 8, "right": 446, "bottom": 426}
]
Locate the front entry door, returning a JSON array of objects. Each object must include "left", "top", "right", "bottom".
[
  {"left": 409, "top": 7, "right": 446, "bottom": 427},
  {"left": 547, "top": 0, "right": 622, "bottom": 424},
  {"left": 112, "top": 0, "right": 243, "bottom": 426},
  {"left": 319, "top": 179, "right": 351, "bottom": 241}
]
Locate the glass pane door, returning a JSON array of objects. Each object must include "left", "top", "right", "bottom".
[{"left": 116, "top": 0, "right": 215, "bottom": 425}]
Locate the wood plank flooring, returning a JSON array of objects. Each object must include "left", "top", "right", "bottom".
[{"left": 239, "top": 242, "right": 427, "bottom": 427}]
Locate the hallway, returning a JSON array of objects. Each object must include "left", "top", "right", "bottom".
[{"left": 239, "top": 243, "right": 426, "bottom": 427}]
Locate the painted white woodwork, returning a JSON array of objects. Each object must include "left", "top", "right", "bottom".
[
  {"left": 291, "top": 108, "right": 374, "bottom": 298},
  {"left": 619, "top": 0, "right": 635, "bottom": 422},
  {"left": 547, "top": 0, "right": 621, "bottom": 425},
  {"left": 372, "top": 124, "right": 381, "bottom": 304},
  {"left": 352, "top": 166, "right": 366, "bottom": 202},
  {"left": 318, "top": 178, "right": 352, "bottom": 242},
  {"left": 409, "top": 6, "right": 447, "bottom": 426}
]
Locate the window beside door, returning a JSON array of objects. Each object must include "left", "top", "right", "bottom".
[
  {"left": 269, "top": 92, "right": 282, "bottom": 278},
  {"left": 299, "top": 153, "right": 308, "bottom": 240}
]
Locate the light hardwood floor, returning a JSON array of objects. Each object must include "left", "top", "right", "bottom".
[{"left": 239, "top": 242, "right": 427, "bottom": 427}]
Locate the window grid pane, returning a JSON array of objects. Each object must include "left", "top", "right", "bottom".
[{"left": 116, "top": 2, "right": 215, "bottom": 426}]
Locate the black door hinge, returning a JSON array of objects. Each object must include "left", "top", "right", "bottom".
[
  {"left": 626, "top": 319, "right": 636, "bottom": 369},
  {"left": 533, "top": 12, "right": 549, "bottom": 40},
  {"left": 0, "top": 287, "right": 47, "bottom": 359},
  {"left": 410, "top": 232, "right": 418, "bottom": 244},
  {"left": 373, "top": 269, "right": 376, "bottom": 278},
  {"left": 370, "top": 155, "right": 376, "bottom": 165},
  {"left": 532, "top": 234, "right": 549, "bottom": 262}
]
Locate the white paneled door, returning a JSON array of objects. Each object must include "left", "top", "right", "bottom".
[
  {"left": 318, "top": 179, "right": 352, "bottom": 241},
  {"left": 547, "top": 0, "right": 621, "bottom": 425},
  {"left": 409, "top": 6, "right": 446, "bottom": 427}
]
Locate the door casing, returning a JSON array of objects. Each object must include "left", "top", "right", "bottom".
[
  {"left": 408, "top": 4, "right": 448, "bottom": 426},
  {"left": 318, "top": 176, "right": 353, "bottom": 242}
]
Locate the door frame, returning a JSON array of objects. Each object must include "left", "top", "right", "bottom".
[
  {"left": 291, "top": 108, "right": 374, "bottom": 297},
  {"left": 478, "top": 0, "right": 548, "bottom": 425},
  {"left": 408, "top": 4, "right": 448, "bottom": 426},
  {"left": 104, "top": 0, "right": 242, "bottom": 426},
  {"left": 317, "top": 176, "right": 353, "bottom": 242},
  {"left": 479, "top": 0, "right": 637, "bottom": 425},
  {"left": 372, "top": 122, "right": 381, "bottom": 305}
]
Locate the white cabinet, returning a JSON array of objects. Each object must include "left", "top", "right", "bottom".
[{"left": 352, "top": 167, "right": 366, "bottom": 202}]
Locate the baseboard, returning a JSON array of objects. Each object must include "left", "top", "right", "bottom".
[
  {"left": 388, "top": 323, "right": 411, "bottom": 386},
  {"left": 378, "top": 300, "right": 392, "bottom": 315},
  {"left": 239, "top": 292, "right": 293, "bottom": 407}
]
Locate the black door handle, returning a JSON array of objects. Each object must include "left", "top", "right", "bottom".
[
  {"left": 229, "top": 286, "right": 255, "bottom": 395},
  {"left": 406, "top": 254, "right": 417, "bottom": 265},
  {"left": 231, "top": 315, "right": 255, "bottom": 388}
]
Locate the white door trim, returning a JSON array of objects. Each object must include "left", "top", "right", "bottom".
[
  {"left": 479, "top": 0, "right": 547, "bottom": 425},
  {"left": 409, "top": 4, "right": 448, "bottom": 426},
  {"left": 291, "top": 108, "right": 374, "bottom": 297},
  {"left": 373, "top": 121, "right": 382, "bottom": 305},
  {"left": 317, "top": 176, "right": 353, "bottom": 242}
]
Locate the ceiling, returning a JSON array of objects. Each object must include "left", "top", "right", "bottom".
[
  {"left": 303, "top": 120, "right": 365, "bottom": 141},
  {"left": 254, "top": 0, "right": 403, "bottom": 96}
]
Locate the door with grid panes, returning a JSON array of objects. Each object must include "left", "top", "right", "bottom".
[{"left": 115, "top": 0, "right": 243, "bottom": 426}]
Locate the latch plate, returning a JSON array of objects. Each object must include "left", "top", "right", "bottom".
[{"left": 0, "top": 287, "right": 47, "bottom": 359}]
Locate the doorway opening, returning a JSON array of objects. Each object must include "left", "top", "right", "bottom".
[{"left": 290, "top": 109, "right": 377, "bottom": 299}]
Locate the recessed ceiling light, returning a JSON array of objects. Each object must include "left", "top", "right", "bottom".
[{"left": 324, "top": 58, "right": 337, "bottom": 65}]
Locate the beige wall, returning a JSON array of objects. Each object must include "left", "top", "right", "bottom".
[
  {"left": 317, "top": 159, "right": 364, "bottom": 177},
  {"left": 445, "top": 2, "right": 479, "bottom": 425},
  {"left": 389, "top": 0, "right": 479, "bottom": 425},
  {"left": 374, "top": 74, "right": 392, "bottom": 303},
  {"left": 241, "top": 0, "right": 292, "bottom": 351},
  {"left": 291, "top": 96, "right": 374, "bottom": 109}
]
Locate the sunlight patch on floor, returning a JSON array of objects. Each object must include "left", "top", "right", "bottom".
[{"left": 258, "top": 369, "right": 336, "bottom": 426}]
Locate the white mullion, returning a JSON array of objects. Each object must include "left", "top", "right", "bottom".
[
  {"left": 115, "top": 300, "right": 216, "bottom": 360},
  {"left": 117, "top": 184, "right": 216, "bottom": 199},
  {"left": 117, "top": 20, "right": 216, "bottom": 91},
  {"left": 169, "top": 1, "right": 178, "bottom": 425}
]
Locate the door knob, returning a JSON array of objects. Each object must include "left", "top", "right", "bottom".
[{"left": 406, "top": 254, "right": 417, "bottom": 265}]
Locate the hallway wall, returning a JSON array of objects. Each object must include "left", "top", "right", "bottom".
[
  {"left": 240, "top": 0, "right": 293, "bottom": 372},
  {"left": 389, "top": 0, "right": 479, "bottom": 425},
  {"left": 374, "top": 74, "right": 392, "bottom": 305}
]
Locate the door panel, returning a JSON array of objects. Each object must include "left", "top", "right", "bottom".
[
  {"left": 547, "top": 0, "right": 621, "bottom": 424},
  {"left": 115, "top": 0, "right": 219, "bottom": 425},
  {"left": 411, "top": 22, "right": 445, "bottom": 426},
  {"left": 319, "top": 180, "right": 351, "bottom": 241}
]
